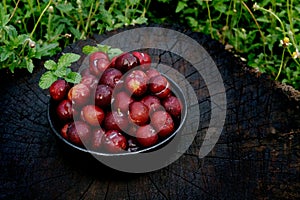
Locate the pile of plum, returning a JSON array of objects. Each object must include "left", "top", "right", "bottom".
[{"left": 49, "top": 51, "right": 182, "bottom": 153}]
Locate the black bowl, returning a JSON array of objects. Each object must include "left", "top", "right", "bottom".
[{"left": 48, "top": 74, "right": 187, "bottom": 157}]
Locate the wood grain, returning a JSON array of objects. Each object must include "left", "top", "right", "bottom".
[{"left": 1, "top": 25, "right": 299, "bottom": 200}]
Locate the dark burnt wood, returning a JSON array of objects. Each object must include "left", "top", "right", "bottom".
[{"left": 1, "top": 25, "right": 299, "bottom": 200}]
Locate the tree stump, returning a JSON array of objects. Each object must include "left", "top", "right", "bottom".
[{"left": 1, "top": 25, "right": 299, "bottom": 199}]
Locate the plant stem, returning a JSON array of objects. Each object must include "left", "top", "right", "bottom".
[
  {"left": 275, "top": 48, "right": 286, "bottom": 80},
  {"left": 242, "top": 1, "right": 267, "bottom": 61},
  {"left": 84, "top": 2, "right": 94, "bottom": 37},
  {"left": 205, "top": 0, "right": 213, "bottom": 39},
  {"left": 257, "top": 6, "right": 286, "bottom": 36},
  {"left": 8, "top": 0, "right": 20, "bottom": 22},
  {"left": 30, "top": 0, "right": 52, "bottom": 38},
  {"left": 3, "top": 0, "right": 7, "bottom": 13},
  {"left": 47, "top": 12, "right": 53, "bottom": 42}
]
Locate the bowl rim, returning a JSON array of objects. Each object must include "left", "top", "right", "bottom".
[{"left": 47, "top": 74, "right": 188, "bottom": 157}]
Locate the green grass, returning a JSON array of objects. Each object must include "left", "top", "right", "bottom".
[
  {"left": 0, "top": 0, "right": 299, "bottom": 90},
  {"left": 149, "top": 0, "right": 300, "bottom": 89},
  {"left": 0, "top": 0, "right": 149, "bottom": 73}
]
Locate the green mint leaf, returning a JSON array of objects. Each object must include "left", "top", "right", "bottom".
[
  {"left": 96, "top": 44, "right": 110, "bottom": 53},
  {"left": 57, "top": 53, "right": 80, "bottom": 69},
  {"left": 65, "top": 72, "right": 81, "bottom": 84},
  {"left": 39, "top": 71, "right": 57, "bottom": 89},
  {"left": 53, "top": 67, "right": 67, "bottom": 77},
  {"left": 82, "top": 45, "right": 99, "bottom": 55},
  {"left": 107, "top": 48, "right": 123, "bottom": 60},
  {"left": 44, "top": 60, "right": 57, "bottom": 70}
]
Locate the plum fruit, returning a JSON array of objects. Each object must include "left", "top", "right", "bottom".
[
  {"left": 102, "top": 130, "right": 127, "bottom": 153},
  {"left": 162, "top": 95, "right": 182, "bottom": 118},
  {"left": 129, "top": 101, "right": 149, "bottom": 126},
  {"left": 141, "top": 95, "right": 162, "bottom": 114},
  {"left": 56, "top": 99, "right": 73, "bottom": 121},
  {"left": 80, "top": 74, "right": 98, "bottom": 90},
  {"left": 90, "top": 128, "right": 105, "bottom": 150},
  {"left": 68, "top": 83, "right": 91, "bottom": 106},
  {"left": 125, "top": 70, "right": 148, "bottom": 97},
  {"left": 132, "top": 51, "right": 151, "bottom": 71},
  {"left": 114, "top": 52, "right": 139, "bottom": 73},
  {"left": 99, "top": 68, "right": 123, "bottom": 89},
  {"left": 151, "top": 110, "right": 174, "bottom": 138},
  {"left": 89, "top": 52, "right": 110, "bottom": 76},
  {"left": 136, "top": 124, "right": 158, "bottom": 147},
  {"left": 50, "top": 79, "right": 70, "bottom": 101},
  {"left": 113, "top": 91, "right": 133, "bottom": 112},
  {"left": 145, "top": 68, "right": 160, "bottom": 80},
  {"left": 103, "top": 111, "right": 128, "bottom": 132},
  {"left": 67, "top": 121, "right": 91, "bottom": 146},
  {"left": 51, "top": 50, "right": 184, "bottom": 154},
  {"left": 80, "top": 105, "right": 105, "bottom": 126},
  {"left": 94, "top": 84, "right": 113, "bottom": 109}
]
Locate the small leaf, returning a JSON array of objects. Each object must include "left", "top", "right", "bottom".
[
  {"left": 96, "top": 44, "right": 110, "bottom": 53},
  {"left": 53, "top": 67, "right": 67, "bottom": 77},
  {"left": 57, "top": 53, "right": 80, "bottom": 69},
  {"left": 176, "top": 1, "right": 187, "bottom": 13},
  {"left": 132, "top": 17, "right": 147, "bottom": 25},
  {"left": 0, "top": 47, "right": 12, "bottom": 62},
  {"left": 65, "top": 72, "right": 81, "bottom": 84},
  {"left": 69, "top": 27, "right": 81, "bottom": 39},
  {"left": 107, "top": 48, "right": 123, "bottom": 60},
  {"left": 56, "top": 3, "right": 74, "bottom": 13},
  {"left": 35, "top": 43, "right": 59, "bottom": 59},
  {"left": 44, "top": 60, "right": 57, "bottom": 70},
  {"left": 17, "top": 34, "right": 29, "bottom": 45},
  {"left": 26, "top": 59, "right": 34, "bottom": 73},
  {"left": 82, "top": 45, "right": 100, "bottom": 55},
  {"left": 39, "top": 71, "right": 57, "bottom": 89}
]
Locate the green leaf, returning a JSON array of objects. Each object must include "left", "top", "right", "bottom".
[
  {"left": 57, "top": 53, "right": 80, "bottom": 69},
  {"left": 39, "top": 71, "right": 57, "bottom": 89},
  {"left": 195, "top": 0, "right": 203, "bottom": 5},
  {"left": 96, "top": 44, "right": 110, "bottom": 53},
  {"left": 56, "top": 3, "right": 74, "bottom": 13},
  {"left": 128, "top": 0, "right": 139, "bottom": 5},
  {"left": 65, "top": 72, "right": 81, "bottom": 84},
  {"left": 35, "top": 43, "right": 59, "bottom": 59},
  {"left": 18, "top": 34, "right": 29, "bottom": 45},
  {"left": 44, "top": 60, "right": 57, "bottom": 70},
  {"left": 69, "top": 27, "right": 81, "bottom": 39},
  {"left": 0, "top": 4, "right": 9, "bottom": 27},
  {"left": 53, "top": 24, "right": 65, "bottom": 36},
  {"left": 256, "top": 16, "right": 270, "bottom": 23},
  {"left": 53, "top": 67, "right": 67, "bottom": 77},
  {"left": 0, "top": 47, "right": 12, "bottom": 62},
  {"left": 132, "top": 17, "right": 147, "bottom": 25},
  {"left": 107, "top": 48, "right": 123, "bottom": 60},
  {"left": 176, "top": 1, "right": 187, "bottom": 13},
  {"left": 157, "top": 0, "right": 170, "bottom": 3},
  {"left": 215, "top": 3, "right": 227, "bottom": 13},
  {"left": 82, "top": 45, "right": 100, "bottom": 55},
  {"left": 26, "top": 59, "right": 34, "bottom": 73}
]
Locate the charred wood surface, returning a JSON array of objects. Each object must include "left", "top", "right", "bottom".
[{"left": 1, "top": 25, "right": 300, "bottom": 200}]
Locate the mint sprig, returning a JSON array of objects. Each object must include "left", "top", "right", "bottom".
[
  {"left": 39, "top": 53, "right": 81, "bottom": 89},
  {"left": 82, "top": 44, "right": 123, "bottom": 60}
]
